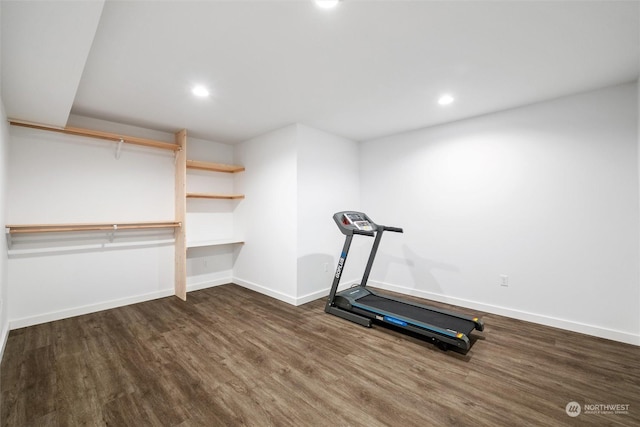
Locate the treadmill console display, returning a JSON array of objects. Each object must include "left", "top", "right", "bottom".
[{"left": 343, "top": 213, "right": 373, "bottom": 231}]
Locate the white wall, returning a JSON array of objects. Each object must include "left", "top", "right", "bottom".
[
  {"left": 361, "top": 82, "right": 639, "bottom": 345},
  {"left": 3, "top": 86, "right": 637, "bottom": 347},
  {"left": 296, "top": 124, "right": 361, "bottom": 304},
  {"left": 69, "top": 116, "right": 238, "bottom": 293},
  {"left": 185, "top": 136, "right": 237, "bottom": 290},
  {"left": 0, "top": 95, "right": 10, "bottom": 356},
  {"left": 233, "top": 123, "right": 362, "bottom": 305},
  {"left": 6, "top": 115, "right": 238, "bottom": 327},
  {"left": 233, "top": 125, "right": 298, "bottom": 302},
  {"left": 637, "top": 8, "right": 640, "bottom": 344},
  {"left": 0, "top": 0, "right": 9, "bottom": 357},
  {"left": 185, "top": 136, "right": 236, "bottom": 246},
  {"left": 7, "top": 118, "right": 177, "bottom": 327}
]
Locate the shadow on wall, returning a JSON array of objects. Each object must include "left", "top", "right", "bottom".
[
  {"left": 297, "top": 253, "right": 335, "bottom": 297},
  {"left": 187, "top": 244, "right": 237, "bottom": 276},
  {"left": 186, "top": 198, "right": 242, "bottom": 213},
  {"left": 370, "top": 245, "right": 458, "bottom": 294}
]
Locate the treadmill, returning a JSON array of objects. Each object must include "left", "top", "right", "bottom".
[{"left": 325, "top": 211, "right": 484, "bottom": 351}]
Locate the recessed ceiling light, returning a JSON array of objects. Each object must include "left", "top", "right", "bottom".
[
  {"left": 192, "top": 85, "right": 210, "bottom": 97},
  {"left": 315, "top": 0, "right": 340, "bottom": 9},
  {"left": 438, "top": 94, "right": 455, "bottom": 106}
]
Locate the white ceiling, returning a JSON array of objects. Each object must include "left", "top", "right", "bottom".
[{"left": 2, "top": 0, "right": 639, "bottom": 144}]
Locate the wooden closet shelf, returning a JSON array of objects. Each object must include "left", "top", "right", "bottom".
[
  {"left": 186, "top": 193, "right": 245, "bottom": 200},
  {"left": 186, "top": 160, "right": 245, "bottom": 173},
  {"left": 187, "top": 238, "right": 245, "bottom": 248},
  {"left": 9, "top": 120, "right": 180, "bottom": 152},
  {"left": 6, "top": 221, "right": 181, "bottom": 234}
]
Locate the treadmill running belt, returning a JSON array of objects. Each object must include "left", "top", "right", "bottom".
[{"left": 357, "top": 294, "right": 476, "bottom": 336}]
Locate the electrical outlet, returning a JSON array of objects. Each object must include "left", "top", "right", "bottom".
[{"left": 500, "top": 275, "right": 509, "bottom": 287}]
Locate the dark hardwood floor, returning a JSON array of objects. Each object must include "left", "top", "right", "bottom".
[{"left": 2, "top": 284, "right": 639, "bottom": 426}]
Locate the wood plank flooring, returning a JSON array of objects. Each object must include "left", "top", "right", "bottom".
[{"left": 2, "top": 284, "right": 639, "bottom": 426}]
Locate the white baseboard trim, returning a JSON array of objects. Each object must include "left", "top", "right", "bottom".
[
  {"left": 232, "top": 277, "right": 359, "bottom": 307},
  {"left": 295, "top": 288, "right": 329, "bottom": 306},
  {"left": 0, "top": 320, "right": 10, "bottom": 362},
  {"left": 8, "top": 278, "right": 234, "bottom": 331},
  {"left": 9, "top": 278, "right": 636, "bottom": 346},
  {"left": 9, "top": 289, "right": 175, "bottom": 330},
  {"left": 232, "top": 277, "right": 297, "bottom": 305},
  {"left": 369, "top": 280, "right": 640, "bottom": 346},
  {"left": 295, "top": 281, "right": 358, "bottom": 306},
  {"left": 187, "top": 277, "right": 232, "bottom": 293}
]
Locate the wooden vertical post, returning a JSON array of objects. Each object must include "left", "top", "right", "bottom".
[{"left": 174, "top": 129, "right": 187, "bottom": 300}]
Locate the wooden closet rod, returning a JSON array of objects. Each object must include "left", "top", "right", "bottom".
[
  {"left": 6, "top": 221, "right": 181, "bottom": 234},
  {"left": 9, "top": 120, "right": 181, "bottom": 152}
]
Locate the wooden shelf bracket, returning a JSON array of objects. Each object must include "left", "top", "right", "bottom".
[
  {"left": 109, "top": 224, "right": 117, "bottom": 242},
  {"left": 115, "top": 138, "right": 124, "bottom": 159}
]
